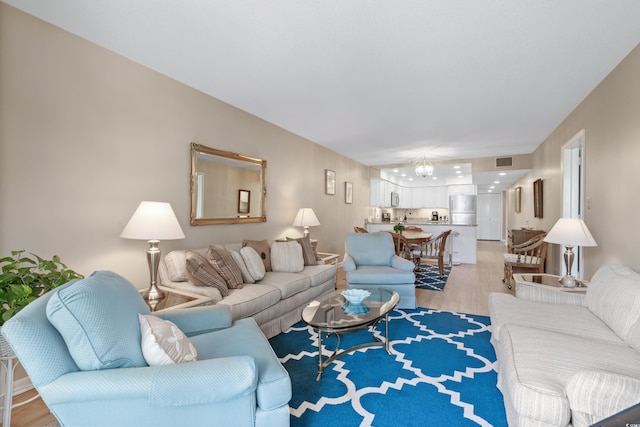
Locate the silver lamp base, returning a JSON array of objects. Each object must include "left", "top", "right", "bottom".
[
  {"left": 558, "top": 275, "right": 577, "bottom": 288},
  {"left": 143, "top": 240, "right": 165, "bottom": 301}
]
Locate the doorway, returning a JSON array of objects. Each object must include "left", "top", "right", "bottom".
[
  {"left": 477, "top": 193, "right": 502, "bottom": 240},
  {"left": 561, "top": 130, "right": 586, "bottom": 278}
]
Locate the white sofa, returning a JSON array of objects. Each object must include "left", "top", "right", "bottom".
[
  {"left": 159, "top": 241, "right": 337, "bottom": 339},
  {"left": 489, "top": 264, "right": 640, "bottom": 427}
]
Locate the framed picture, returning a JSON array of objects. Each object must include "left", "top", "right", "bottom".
[
  {"left": 238, "top": 189, "right": 250, "bottom": 214},
  {"left": 533, "top": 179, "right": 543, "bottom": 218},
  {"left": 514, "top": 187, "right": 521, "bottom": 213},
  {"left": 325, "top": 169, "right": 336, "bottom": 195},
  {"left": 345, "top": 182, "right": 353, "bottom": 204}
]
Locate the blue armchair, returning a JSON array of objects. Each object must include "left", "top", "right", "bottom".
[
  {"left": 342, "top": 232, "right": 417, "bottom": 309},
  {"left": 1, "top": 270, "right": 291, "bottom": 427}
]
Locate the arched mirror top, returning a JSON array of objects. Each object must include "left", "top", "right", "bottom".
[{"left": 190, "top": 143, "right": 267, "bottom": 225}]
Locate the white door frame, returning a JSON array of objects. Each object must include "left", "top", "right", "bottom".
[{"left": 561, "top": 129, "right": 586, "bottom": 278}]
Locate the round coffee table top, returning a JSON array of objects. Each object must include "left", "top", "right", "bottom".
[{"left": 302, "top": 288, "right": 399, "bottom": 331}]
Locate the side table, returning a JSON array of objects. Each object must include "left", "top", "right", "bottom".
[
  {"left": 513, "top": 273, "right": 588, "bottom": 304},
  {"left": 317, "top": 252, "right": 339, "bottom": 266},
  {"left": 139, "top": 285, "right": 213, "bottom": 313}
]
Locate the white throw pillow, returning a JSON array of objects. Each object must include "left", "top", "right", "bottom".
[
  {"left": 270, "top": 241, "right": 304, "bottom": 273},
  {"left": 240, "top": 246, "right": 267, "bottom": 281},
  {"left": 138, "top": 314, "right": 198, "bottom": 366},
  {"left": 230, "top": 250, "right": 255, "bottom": 284}
]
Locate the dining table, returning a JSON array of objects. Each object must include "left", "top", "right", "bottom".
[{"left": 402, "top": 230, "right": 433, "bottom": 245}]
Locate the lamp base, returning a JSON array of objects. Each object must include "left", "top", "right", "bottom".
[
  {"left": 558, "top": 275, "right": 577, "bottom": 288},
  {"left": 141, "top": 285, "right": 165, "bottom": 301}
]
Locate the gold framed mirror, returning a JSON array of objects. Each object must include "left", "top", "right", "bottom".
[{"left": 190, "top": 143, "right": 266, "bottom": 225}]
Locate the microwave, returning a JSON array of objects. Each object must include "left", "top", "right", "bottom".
[{"left": 391, "top": 192, "right": 399, "bottom": 207}]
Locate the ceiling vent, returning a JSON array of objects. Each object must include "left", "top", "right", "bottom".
[{"left": 495, "top": 157, "right": 513, "bottom": 168}]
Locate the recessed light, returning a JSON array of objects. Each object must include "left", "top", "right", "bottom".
[
  {"left": 488, "top": 189, "right": 493, "bottom": 192},
  {"left": 401, "top": 173, "right": 406, "bottom": 177},
  {"left": 453, "top": 165, "right": 460, "bottom": 169},
  {"left": 458, "top": 175, "right": 464, "bottom": 178},
  {"left": 499, "top": 172, "right": 506, "bottom": 176},
  {"left": 432, "top": 176, "right": 438, "bottom": 180},
  {"left": 393, "top": 169, "right": 399, "bottom": 173},
  {"left": 455, "top": 170, "right": 461, "bottom": 174},
  {"left": 494, "top": 181, "right": 500, "bottom": 184}
]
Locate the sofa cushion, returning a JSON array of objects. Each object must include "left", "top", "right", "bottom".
[
  {"left": 242, "top": 240, "right": 271, "bottom": 272},
  {"left": 185, "top": 251, "right": 230, "bottom": 296},
  {"left": 218, "top": 283, "right": 281, "bottom": 320},
  {"left": 138, "top": 314, "right": 198, "bottom": 365},
  {"left": 207, "top": 246, "right": 244, "bottom": 289},
  {"left": 495, "top": 323, "right": 640, "bottom": 426},
  {"left": 240, "top": 246, "right": 266, "bottom": 281},
  {"left": 258, "top": 272, "right": 310, "bottom": 299},
  {"left": 586, "top": 264, "right": 640, "bottom": 350},
  {"left": 300, "top": 264, "right": 338, "bottom": 287},
  {"left": 46, "top": 271, "right": 150, "bottom": 370},
  {"left": 287, "top": 236, "right": 318, "bottom": 266},
  {"left": 230, "top": 250, "right": 256, "bottom": 284},
  {"left": 271, "top": 241, "right": 304, "bottom": 273},
  {"left": 488, "top": 293, "right": 623, "bottom": 345}
]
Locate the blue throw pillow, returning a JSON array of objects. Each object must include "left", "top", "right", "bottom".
[{"left": 46, "top": 270, "right": 151, "bottom": 370}]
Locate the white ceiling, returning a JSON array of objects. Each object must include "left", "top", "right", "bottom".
[{"left": 4, "top": 1, "right": 640, "bottom": 192}]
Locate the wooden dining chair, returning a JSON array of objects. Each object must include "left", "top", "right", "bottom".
[
  {"left": 503, "top": 233, "right": 548, "bottom": 289},
  {"left": 390, "top": 232, "right": 421, "bottom": 271},
  {"left": 419, "top": 230, "right": 452, "bottom": 276},
  {"left": 403, "top": 226, "right": 424, "bottom": 253},
  {"left": 354, "top": 226, "right": 369, "bottom": 233}
]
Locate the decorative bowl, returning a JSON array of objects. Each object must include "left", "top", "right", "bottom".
[
  {"left": 341, "top": 302, "right": 369, "bottom": 315},
  {"left": 341, "top": 289, "right": 371, "bottom": 305}
]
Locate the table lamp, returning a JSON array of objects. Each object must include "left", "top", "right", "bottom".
[
  {"left": 292, "top": 208, "right": 320, "bottom": 238},
  {"left": 121, "top": 201, "right": 185, "bottom": 300},
  {"left": 544, "top": 218, "right": 597, "bottom": 287}
]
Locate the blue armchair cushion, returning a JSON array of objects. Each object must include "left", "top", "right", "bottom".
[
  {"left": 345, "top": 232, "right": 395, "bottom": 266},
  {"left": 46, "top": 270, "right": 151, "bottom": 370}
]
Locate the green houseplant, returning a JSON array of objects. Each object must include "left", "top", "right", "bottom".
[
  {"left": 393, "top": 223, "right": 405, "bottom": 233},
  {"left": 0, "top": 250, "right": 84, "bottom": 326}
]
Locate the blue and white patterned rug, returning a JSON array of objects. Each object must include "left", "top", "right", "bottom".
[
  {"left": 415, "top": 264, "right": 451, "bottom": 291},
  {"left": 269, "top": 308, "right": 507, "bottom": 427}
]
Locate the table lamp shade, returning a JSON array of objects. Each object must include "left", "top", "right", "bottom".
[
  {"left": 121, "top": 201, "right": 185, "bottom": 241},
  {"left": 544, "top": 218, "right": 597, "bottom": 247},
  {"left": 292, "top": 208, "right": 320, "bottom": 227}
]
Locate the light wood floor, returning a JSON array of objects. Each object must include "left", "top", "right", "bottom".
[{"left": 8, "top": 240, "right": 511, "bottom": 427}]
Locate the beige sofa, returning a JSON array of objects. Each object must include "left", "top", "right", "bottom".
[
  {"left": 489, "top": 264, "right": 640, "bottom": 427},
  {"left": 159, "top": 240, "right": 337, "bottom": 339}
]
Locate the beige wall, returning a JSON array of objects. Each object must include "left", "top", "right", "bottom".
[
  {"left": 507, "top": 43, "right": 640, "bottom": 278},
  {"left": 0, "top": 4, "right": 370, "bottom": 289}
]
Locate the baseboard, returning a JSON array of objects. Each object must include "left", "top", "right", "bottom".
[{"left": 12, "top": 377, "right": 34, "bottom": 396}]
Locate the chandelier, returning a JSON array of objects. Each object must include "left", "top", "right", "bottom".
[{"left": 414, "top": 156, "right": 434, "bottom": 178}]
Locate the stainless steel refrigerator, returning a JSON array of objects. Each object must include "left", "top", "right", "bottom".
[{"left": 450, "top": 194, "right": 477, "bottom": 225}]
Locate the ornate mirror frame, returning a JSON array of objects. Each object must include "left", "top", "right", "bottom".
[{"left": 190, "top": 143, "right": 267, "bottom": 225}]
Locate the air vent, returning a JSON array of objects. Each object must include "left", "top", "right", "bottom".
[{"left": 496, "top": 157, "right": 513, "bottom": 168}]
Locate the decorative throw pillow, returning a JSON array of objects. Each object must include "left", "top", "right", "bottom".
[
  {"left": 270, "top": 241, "right": 304, "bottom": 273},
  {"left": 138, "top": 314, "right": 198, "bottom": 366},
  {"left": 164, "top": 250, "right": 189, "bottom": 282},
  {"left": 230, "top": 250, "right": 255, "bottom": 284},
  {"left": 240, "top": 246, "right": 267, "bottom": 281},
  {"left": 185, "top": 251, "right": 230, "bottom": 296},
  {"left": 206, "top": 246, "right": 244, "bottom": 289},
  {"left": 242, "top": 240, "right": 271, "bottom": 272},
  {"left": 287, "top": 236, "right": 318, "bottom": 266}
]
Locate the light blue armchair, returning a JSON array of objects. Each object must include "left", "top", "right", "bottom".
[
  {"left": 343, "top": 232, "right": 417, "bottom": 309},
  {"left": 1, "top": 270, "right": 291, "bottom": 427}
]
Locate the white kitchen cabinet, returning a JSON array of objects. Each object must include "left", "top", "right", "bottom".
[{"left": 435, "top": 186, "right": 448, "bottom": 207}]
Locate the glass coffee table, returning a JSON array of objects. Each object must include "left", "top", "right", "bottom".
[{"left": 302, "top": 287, "right": 399, "bottom": 380}]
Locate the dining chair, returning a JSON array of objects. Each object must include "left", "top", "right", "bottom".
[
  {"left": 353, "top": 226, "right": 368, "bottom": 233},
  {"left": 419, "top": 230, "right": 452, "bottom": 276},
  {"left": 503, "top": 233, "right": 548, "bottom": 289},
  {"left": 390, "top": 232, "right": 421, "bottom": 271}
]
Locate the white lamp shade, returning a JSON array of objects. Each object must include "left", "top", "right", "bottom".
[
  {"left": 292, "top": 208, "right": 320, "bottom": 227},
  {"left": 544, "top": 218, "right": 597, "bottom": 247},
  {"left": 121, "top": 201, "right": 185, "bottom": 241}
]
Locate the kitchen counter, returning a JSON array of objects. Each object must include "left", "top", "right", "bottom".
[{"left": 366, "top": 222, "right": 477, "bottom": 264}]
